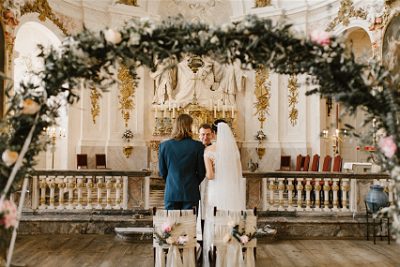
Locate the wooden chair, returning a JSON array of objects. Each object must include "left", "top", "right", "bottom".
[
  {"left": 302, "top": 155, "right": 310, "bottom": 172},
  {"left": 153, "top": 208, "right": 198, "bottom": 267},
  {"left": 295, "top": 154, "right": 304, "bottom": 171},
  {"left": 76, "top": 154, "right": 88, "bottom": 169},
  {"left": 332, "top": 155, "right": 343, "bottom": 172},
  {"left": 279, "top": 156, "right": 291, "bottom": 171},
  {"left": 95, "top": 154, "right": 107, "bottom": 169},
  {"left": 310, "top": 154, "right": 320, "bottom": 172},
  {"left": 208, "top": 207, "right": 257, "bottom": 267},
  {"left": 321, "top": 155, "right": 332, "bottom": 172}
]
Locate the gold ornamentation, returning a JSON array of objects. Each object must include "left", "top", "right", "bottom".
[
  {"left": 288, "top": 75, "right": 298, "bottom": 126},
  {"left": 21, "top": 0, "right": 69, "bottom": 35},
  {"left": 255, "top": 0, "right": 271, "bottom": 8},
  {"left": 90, "top": 88, "right": 100, "bottom": 124},
  {"left": 254, "top": 66, "right": 270, "bottom": 129},
  {"left": 326, "top": 0, "right": 367, "bottom": 32},
  {"left": 123, "top": 145, "right": 133, "bottom": 158},
  {"left": 149, "top": 140, "right": 160, "bottom": 152},
  {"left": 254, "top": 66, "right": 270, "bottom": 160},
  {"left": 118, "top": 64, "right": 136, "bottom": 128},
  {"left": 115, "top": 0, "right": 138, "bottom": 6}
]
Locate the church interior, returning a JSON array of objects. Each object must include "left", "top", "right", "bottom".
[{"left": 0, "top": 0, "right": 400, "bottom": 266}]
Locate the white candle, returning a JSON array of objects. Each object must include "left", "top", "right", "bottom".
[
  {"left": 163, "top": 105, "right": 167, "bottom": 118},
  {"left": 154, "top": 106, "right": 158, "bottom": 118},
  {"left": 172, "top": 104, "right": 176, "bottom": 118},
  {"left": 213, "top": 105, "right": 217, "bottom": 118},
  {"left": 222, "top": 105, "right": 226, "bottom": 118},
  {"left": 168, "top": 101, "right": 171, "bottom": 110},
  {"left": 217, "top": 100, "right": 220, "bottom": 112},
  {"left": 231, "top": 106, "right": 234, "bottom": 118}
]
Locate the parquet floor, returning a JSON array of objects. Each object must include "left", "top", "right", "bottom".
[{"left": 11, "top": 235, "right": 400, "bottom": 267}]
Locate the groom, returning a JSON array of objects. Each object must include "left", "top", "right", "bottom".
[{"left": 159, "top": 114, "right": 206, "bottom": 210}]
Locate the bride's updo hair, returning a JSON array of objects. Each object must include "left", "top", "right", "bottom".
[{"left": 212, "top": 119, "right": 227, "bottom": 134}]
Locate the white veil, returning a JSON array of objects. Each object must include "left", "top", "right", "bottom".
[{"left": 208, "top": 122, "right": 245, "bottom": 211}]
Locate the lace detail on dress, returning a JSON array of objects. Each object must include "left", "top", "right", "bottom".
[{"left": 204, "top": 150, "right": 216, "bottom": 166}]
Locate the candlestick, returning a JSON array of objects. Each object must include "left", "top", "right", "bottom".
[{"left": 213, "top": 105, "right": 217, "bottom": 118}]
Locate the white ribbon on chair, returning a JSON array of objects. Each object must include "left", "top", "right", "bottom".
[{"left": 154, "top": 210, "right": 197, "bottom": 267}]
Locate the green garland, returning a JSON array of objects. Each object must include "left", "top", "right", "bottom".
[{"left": 0, "top": 15, "right": 399, "bottom": 237}]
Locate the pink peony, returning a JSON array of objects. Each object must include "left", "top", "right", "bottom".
[
  {"left": 22, "top": 98, "right": 41, "bottom": 115},
  {"left": 162, "top": 222, "right": 172, "bottom": 233},
  {"left": 0, "top": 199, "right": 18, "bottom": 229},
  {"left": 239, "top": 235, "right": 249, "bottom": 244},
  {"left": 310, "top": 30, "right": 331, "bottom": 46},
  {"left": 379, "top": 135, "right": 397, "bottom": 158}
]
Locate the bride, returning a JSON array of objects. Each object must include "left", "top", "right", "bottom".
[{"left": 202, "top": 119, "right": 246, "bottom": 267}]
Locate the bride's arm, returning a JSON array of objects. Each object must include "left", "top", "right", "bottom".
[{"left": 204, "top": 154, "right": 215, "bottom": 180}]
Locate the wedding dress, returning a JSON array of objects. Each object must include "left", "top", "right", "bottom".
[{"left": 202, "top": 122, "right": 246, "bottom": 267}]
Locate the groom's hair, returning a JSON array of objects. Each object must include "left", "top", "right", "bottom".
[
  {"left": 172, "top": 114, "right": 193, "bottom": 140},
  {"left": 198, "top": 123, "right": 212, "bottom": 132},
  {"left": 212, "top": 119, "right": 227, "bottom": 133}
]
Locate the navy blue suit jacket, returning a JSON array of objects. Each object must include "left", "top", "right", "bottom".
[{"left": 159, "top": 137, "right": 206, "bottom": 203}]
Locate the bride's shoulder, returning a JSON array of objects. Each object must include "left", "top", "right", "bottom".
[{"left": 205, "top": 144, "right": 216, "bottom": 152}]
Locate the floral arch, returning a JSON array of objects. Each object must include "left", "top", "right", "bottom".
[{"left": 0, "top": 14, "right": 399, "bottom": 256}]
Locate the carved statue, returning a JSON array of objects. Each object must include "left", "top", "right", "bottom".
[{"left": 150, "top": 57, "right": 246, "bottom": 106}]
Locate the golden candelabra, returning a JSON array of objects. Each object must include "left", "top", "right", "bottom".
[{"left": 45, "top": 127, "right": 66, "bottom": 169}]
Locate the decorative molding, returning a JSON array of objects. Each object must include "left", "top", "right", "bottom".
[
  {"left": 254, "top": 66, "right": 270, "bottom": 129},
  {"left": 254, "top": 66, "right": 270, "bottom": 160},
  {"left": 288, "top": 75, "right": 298, "bottom": 126},
  {"left": 118, "top": 64, "right": 136, "bottom": 128},
  {"left": 115, "top": 0, "right": 138, "bottom": 6},
  {"left": 21, "top": 0, "right": 69, "bottom": 35},
  {"left": 90, "top": 88, "right": 100, "bottom": 124},
  {"left": 326, "top": 0, "right": 367, "bottom": 32},
  {"left": 255, "top": 0, "right": 271, "bottom": 8}
]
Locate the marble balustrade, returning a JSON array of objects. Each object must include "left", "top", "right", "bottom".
[
  {"left": 23, "top": 170, "right": 395, "bottom": 214},
  {"left": 27, "top": 170, "right": 151, "bottom": 211},
  {"left": 243, "top": 171, "right": 395, "bottom": 213}
]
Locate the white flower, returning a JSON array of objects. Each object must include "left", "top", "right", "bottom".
[
  {"left": 221, "top": 23, "right": 231, "bottom": 33},
  {"left": 104, "top": 29, "right": 122, "bottom": 44},
  {"left": 177, "top": 235, "right": 189, "bottom": 245},
  {"left": 210, "top": 36, "right": 219, "bottom": 44},
  {"left": 2, "top": 149, "right": 19, "bottom": 167},
  {"left": 128, "top": 33, "right": 141, "bottom": 46},
  {"left": 22, "top": 99, "right": 41, "bottom": 115}
]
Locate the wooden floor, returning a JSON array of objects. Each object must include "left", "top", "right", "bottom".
[{"left": 11, "top": 235, "right": 400, "bottom": 267}]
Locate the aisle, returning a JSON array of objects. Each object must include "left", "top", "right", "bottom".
[{"left": 12, "top": 235, "right": 400, "bottom": 267}]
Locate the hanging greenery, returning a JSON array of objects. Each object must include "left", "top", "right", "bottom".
[{"left": 0, "top": 15, "right": 399, "bottom": 239}]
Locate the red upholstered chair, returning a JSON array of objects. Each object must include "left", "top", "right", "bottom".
[
  {"left": 76, "top": 154, "right": 88, "bottom": 169},
  {"left": 295, "top": 154, "right": 304, "bottom": 171},
  {"left": 95, "top": 154, "right": 107, "bottom": 169},
  {"left": 310, "top": 154, "right": 320, "bottom": 172},
  {"left": 321, "top": 155, "right": 332, "bottom": 172},
  {"left": 279, "top": 156, "right": 291, "bottom": 171},
  {"left": 302, "top": 155, "right": 310, "bottom": 172},
  {"left": 332, "top": 155, "right": 343, "bottom": 172}
]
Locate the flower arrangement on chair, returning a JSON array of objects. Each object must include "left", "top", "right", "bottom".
[{"left": 153, "top": 222, "right": 189, "bottom": 246}]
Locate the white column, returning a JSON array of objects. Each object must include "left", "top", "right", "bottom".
[
  {"left": 76, "top": 176, "right": 84, "bottom": 209},
  {"left": 305, "top": 178, "right": 312, "bottom": 211},
  {"left": 268, "top": 178, "right": 277, "bottom": 211},
  {"left": 122, "top": 176, "right": 128, "bottom": 210},
  {"left": 332, "top": 179, "right": 339, "bottom": 211},
  {"left": 39, "top": 176, "right": 47, "bottom": 210},
  {"left": 57, "top": 177, "right": 66, "bottom": 210},
  {"left": 262, "top": 178, "right": 268, "bottom": 211},
  {"left": 96, "top": 176, "right": 104, "bottom": 209},
  {"left": 105, "top": 176, "right": 113, "bottom": 209},
  {"left": 296, "top": 178, "right": 304, "bottom": 211},
  {"left": 314, "top": 179, "right": 321, "bottom": 211},
  {"left": 113, "top": 176, "right": 122, "bottom": 209},
  {"left": 144, "top": 176, "right": 150, "bottom": 210},
  {"left": 341, "top": 179, "right": 350, "bottom": 212},
  {"left": 47, "top": 176, "right": 56, "bottom": 209},
  {"left": 86, "top": 176, "right": 93, "bottom": 209},
  {"left": 32, "top": 176, "right": 39, "bottom": 210},
  {"left": 66, "top": 176, "right": 75, "bottom": 210},
  {"left": 287, "top": 178, "right": 295, "bottom": 211},
  {"left": 323, "top": 179, "right": 331, "bottom": 212},
  {"left": 277, "top": 178, "right": 285, "bottom": 211}
]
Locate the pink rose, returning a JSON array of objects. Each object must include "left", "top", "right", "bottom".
[
  {"left": 310, "top": 30, "right": 331, "bottom": 46},
  {"left": 0, "top": 199, "right": 18, "bottom": 229},
  {"left": 239, "top": 235, "right": 249, "bottom": 244},
  {"left": 162, "top": 222, "right": 172, "bottom": 233},
  {"left": 379, "top": 135, "right": 397, "bottom": 158}
]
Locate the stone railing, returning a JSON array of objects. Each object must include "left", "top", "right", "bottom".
[
  {"left": 26, "top": 170, "right": 151, "bottom": 211},
  {"left": 243, "top": 171, "right": 394, "bottom": 213}
]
